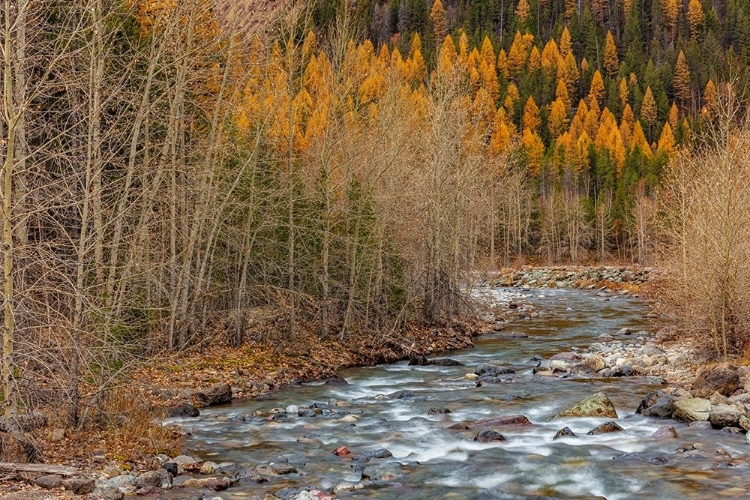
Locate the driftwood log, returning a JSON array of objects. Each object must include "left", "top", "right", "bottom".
[{"left": 0, "top": 462, "right": 79, "bottom": 476}]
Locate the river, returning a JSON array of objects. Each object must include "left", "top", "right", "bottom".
[{"left": 171, "top": 288, "right": 750, "bottom": 499}]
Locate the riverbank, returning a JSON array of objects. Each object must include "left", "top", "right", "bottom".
[
  {"left": 0, "top": 266, "right": 716, "bottom": 499},
  {"left": 0, "top": 289, "right": 534, "bottom": 498}
]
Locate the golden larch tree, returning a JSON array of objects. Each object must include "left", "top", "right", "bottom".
[
  {"left": 668, "top": 102, "right": 679, "bottom": 131},
  {"left": 430, "top": 0, "right": 448, "bottom": 43},
  {"left": 516, "top": 0, "right": 530, "bottom": 23},
  {"left": 673, "top": 51, "right": 692, "bottom": 109},
  {"left": 556, "top": 78, "right": 571, "bottom": 110},
  {"left": 588, "top": 70, "right": 605, "bottom": 107},
  {"left": 662, "top": 0, "right": 679, "bottom": 44},
  {"left": 641, "top": 86, "right": 657, "bottom": 133},
  {"left": 604, "top": 31, "right": 619, "bottom": 79},
  {"left": 688, "top": 0, "right": 705, "bottom": 40},
  {"left": 523, "top": 95, "right": 542, "bottom": 132},
  {"left": 548, "top": 97, "right": 569, "bottom": 138},
  {"left": 618, "top": 77, "right": 629, "bottom": 108},
  {"left": 657, "top": 122, "right": 677, "bottom": 158}
]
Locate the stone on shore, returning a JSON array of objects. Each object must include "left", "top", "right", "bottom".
[
  {"left": 673, "top": 398, "right": 711, "bottom": 422},
  {"left": 709, "top": 404, "right": 743, "bottom": 428},
  {"left": 691, "top": 366, "right": 741, "bottom": 398}
]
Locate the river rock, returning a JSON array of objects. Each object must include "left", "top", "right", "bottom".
[
  {"left": 139, "top": 469, "right": 171, "bottom": 488},
  {"left": 408, "top": 356, "right": 430, "bottom": 366},
  {"left": 193, "top": 382, "right": 232, "bottom": 407},
  {"left": 553, "top": 427, "right": 576, "bottom": 440},
  {"left": 333, "top": 482, "right": 364, "bottom": 494},
  {"left": 470, "top": 415, "right": 532, "bottom": 429},
  {"left": 352, "top": 448, "right": 393, "bottom": 462},
  {"left": 167, "top": 404, "right": 199, "bottom": 418},
  {"left": 464, "top": 373, "right": 479, "bottom": 381},
  {"left": 431, "top": 358, "right": 464, "bottom": 366},
  {"left": 361, "top": 462, "right": 403, "bottom": 480},
  {"left": 35, "top": 475, "right": 62, "bottom": 489},
  {"left": 613, "top": 365, "right": 635, "bottom": 377},
  {"left": 673, "top": 398, "right": 711, "bottom": 422},
  {"left": 691, "top": 366, "right": 741, "bottom": 398},
  {"left": 581, "top": 356, "right": 606, "bottom": 372},
  {"left": 474, "top": 429, "right": 506, "bottom": 443},
  {"left": 107, "top": 475, "right": 139, "bottom": 490},
  {"left": 61, "top": 477, "right": 95, "bottom": 495},
  {"left": 709, "top": 392, "right": 730, "bottom": 405},
  {"left": 428, "top": 408, "right": 451, "bottom": 415},
  {"left": 739, "top": 415, "right": 750, "bottom": 431},
  {"left": 324, "top": 375, "right": 348, "bottom": 385},
  {"left": 652, "top": 425, "right": 679, "bottom": 438},
  {"left": 475, "top": 363, "right": 515, "bottom": 377},
  {"left": 642, "top": 396, "right": 676, "bottom": 418},
  {"left": 709, "top": 404, "right": 743, "bottom": 428},
  {"left": 642, "top": 345, "right": 666, "bottom": 357},
  {"left": 616, "top": 328, "right": 632, "bottom": 335},
  {"left": 93, "top": 485, "right": 124, "bottom": 500},
  {"left": 587, "top": 422, "right": 624, "bottom": 435},
  {"left": 551, "top": 352, "right": 581, "bottom": 361},
  {"left": 550, "top": 360, "right": 570, "bottom": 373},
  {"left": 270, "top": 463, "right": 298, "bottom": 475},
  {"left": 180, "top": 477, "right": 231, "bottom": 491},
  {"left": 556, "top": 392, "right": 618, "bottom": 418}
]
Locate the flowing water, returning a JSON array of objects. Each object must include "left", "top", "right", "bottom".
[{"left": 172, "top": 288, "right": 750, "bottom": 499}]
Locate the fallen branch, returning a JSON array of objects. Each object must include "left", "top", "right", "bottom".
[{"left": 0, "top": 463, "right": 79, "bottom": 476}]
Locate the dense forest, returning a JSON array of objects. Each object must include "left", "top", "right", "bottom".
[{"left": 0, "top": 0, "right": 748, "bottom": 447}]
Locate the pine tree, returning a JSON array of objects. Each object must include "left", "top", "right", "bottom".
[
  {"left": 430, "top": 0, "right": 448, "bottom": 43},
  {"left": 604, "top": 31, "right": 619, "bottom": 79},
  {"left": 523, "top": 95, "right": 541, "bottom": 132},
  {"left": 687, "top": 0, "right": 705, "bottom": 40},
  {"left": 673, "top": 51, "right": 692, "bottom": 109}
]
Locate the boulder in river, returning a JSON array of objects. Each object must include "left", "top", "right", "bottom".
[
  {"left": 361, "top": 462, "right": 403, "bottom": 480},
  {"left": 475, "top": 363, "right": 515, "bottom": 377},
  {"left": 673, "top": 398, "right": 711, "bottom": 422},
  {"left": 167, "top": 404, "right": 199, "bottom": 418},
  {"left": 691, "top": 366, "right": 741, "bottom": 398},
  {"left": 333, "top": 446, "right": 351, "bottom": 456},
  {"left": 324, "top": 375, "right": 348, "bottom": 385},
  {"left": 352, "top": 448, "right": 393, "bottom": 462},
  {"left": 553, "top": 427, "right": 576, "bottom": 440},
  {"left": 651, "top": 425, "right": 679, "bottom": 438},
  {"left": 709, "top": 404, "right": 743, "bottom": 428},
  {"left": 428, "top": 408, "right": 451, "bottom": 415},
  {"left": 555, "top": 392, "right": 618, "bottom": 419},
  {"left": 470, "top": 415, "right": 532, "bottom": 429},
  {"left": 587, "top": 421, "right": 624, "bottom": 435},
  {"left": 474, "top": 429, "right": 506, "bottom": 443},
  {"left": 193, "top": 382, "right": 232, "bottom": 407}
]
